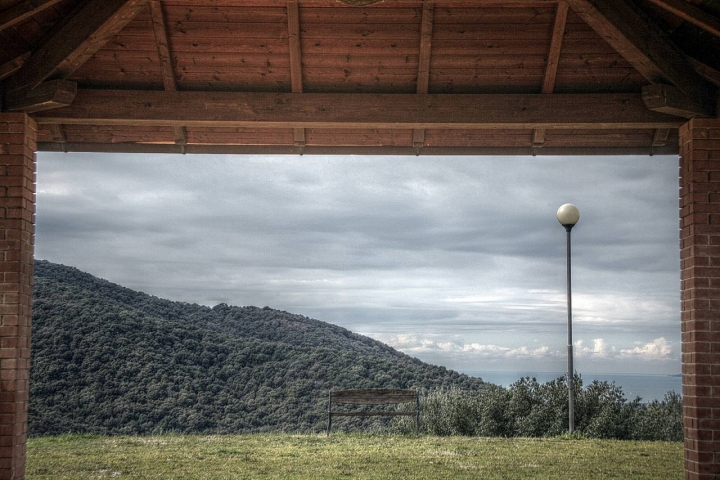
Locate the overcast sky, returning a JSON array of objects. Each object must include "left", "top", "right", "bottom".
[{"left": 35, "top": 152, "right": 680, "bottom": 375}]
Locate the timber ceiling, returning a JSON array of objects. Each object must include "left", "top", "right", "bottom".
[{"left": 1, "top": 0, "right": 719, "bottom": 155}]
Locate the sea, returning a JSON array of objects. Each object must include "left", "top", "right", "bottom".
[{"left": 462, "top": 371, "right": 682, "bottom": 403}]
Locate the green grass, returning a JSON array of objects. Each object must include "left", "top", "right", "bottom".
[{"left": 28, "top": 434, "right": 683, "bottom": 479}]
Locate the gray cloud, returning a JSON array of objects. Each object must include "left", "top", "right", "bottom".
[{"left": 36, "top": 153, "right": 680, "bottom": 374}]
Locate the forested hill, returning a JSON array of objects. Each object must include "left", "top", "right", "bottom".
[{"left": 30, "top": 260, "right": 484, "bottom": 436}]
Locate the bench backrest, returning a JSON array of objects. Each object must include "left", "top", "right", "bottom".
[
  {"left": 327, "top": 388, "right": 419, "bottom": 435},
  {"left": 330, "top": 388, "right": 417, "bottom": 405}
]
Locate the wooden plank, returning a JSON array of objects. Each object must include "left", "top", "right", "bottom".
[
  {"left": 564, "top": 0, "right": 717, "bottom": 107},
  {"left": 5, "top": 0, "right": 150, "bottom": 91},
  {"left": 645, "top": 0, "right": 720, "bottom": 38},
  {"left": 31, "top": 90, "right": 685, "bottom": 129},
  {"left": 0, "top": 0, "right": 65, "bottom": 33},
  {"left": 330, "top": 412, "right": 416, "bottom": 416},
  {"left": 331, "top": 389, "right": 417, "bottom": 405}
]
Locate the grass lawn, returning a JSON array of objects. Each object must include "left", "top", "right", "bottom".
[{"left": 27, "top": 434, "right": 683, "bottom": 479}]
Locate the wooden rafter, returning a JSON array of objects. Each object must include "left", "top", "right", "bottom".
[
  {"left": 413, "top": 2, "right": 434, "bottom": 150},
  {"left": 287, "top": 1, "right": 305, "bottom": 147},
  {"left": 4, "top": 79, "right": 76, "bottom": 112},
  {"left": 31, "top": 90, "right": 684, "bottom": 130},
  {"left": 0, "top": 0, "right": 65, "bottom": 33},
  {"left": 564, "top": 0, "right": 717, "bottom": 110},
  {"left": 533, "top": 1, "right": 568, "bottom": 150},
  {"left": 5, "top": 0, "right": 149, "bottom": 92},
  {"left": 149, "top": 0, "right": 185, "bottom": 146},
  {"left": 645, "top": 0, "right": 720, "bottom": 38},
  {"left": 0, "top": 52, "right": 30, "bottom": 81}
]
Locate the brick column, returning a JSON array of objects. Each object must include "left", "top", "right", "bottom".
[
  {"left": 680, "top": 117, "right": 720, "bottom": 480},
  {"left": 0, "top": 113, "right": 36, "bottom": 480}
]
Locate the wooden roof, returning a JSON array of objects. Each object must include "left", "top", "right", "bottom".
[{"left": 1, "top": 0, "right": 719, "bottom": 155}]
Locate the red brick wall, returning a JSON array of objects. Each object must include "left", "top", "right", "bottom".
[
  {"left": 0, "top": 113, "right": 36, "bottom": 480},
  {"left": 680, "top": 117, "right": 720, "bottom": 480}
]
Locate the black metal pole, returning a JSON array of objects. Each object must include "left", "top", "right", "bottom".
[{"left": 566, "top": 225, "right": 574, "bottom": 435}]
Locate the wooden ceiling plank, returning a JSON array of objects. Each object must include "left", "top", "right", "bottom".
[
  {"left": 564, "top": 0, "right": 717, "bottom": 110},
  {"left": 31, "top": 89, "right": 684, "bottom": 130},
  {"left": 0, "top": 0, "right": 65, "bottom": 33},
  {"left": 645, "top": 0, "right": 720, "bottom": 38},
  {"left": 414, "top": 1, "right": 434, "bottom": 149},
  {"left": 5, "top": 0, "right": 149, "bottom": 92}
]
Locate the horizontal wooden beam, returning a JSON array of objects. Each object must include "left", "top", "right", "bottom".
[
  {"left": 642, "top": 84, "right": 715, "bottom": 118},
  {"left": 36, "top": 143, "right": 680, "bottom": 157},
  {"left": 4, "top": 80, "right": 77, "bottom": 113},
  {"left": 5, "top": 0, "right": 149, "bottom": 91},
  {"left": 31, "top": 90, "right": 684, "bottom": 129}
]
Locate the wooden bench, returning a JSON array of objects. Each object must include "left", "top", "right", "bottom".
[{"left": 327, "top": 388, "right": 420, "bottom": 436}]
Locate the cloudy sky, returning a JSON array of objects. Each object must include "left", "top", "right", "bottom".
[{"left": 35, "top": 152, "right": 680, "bottom": 375}]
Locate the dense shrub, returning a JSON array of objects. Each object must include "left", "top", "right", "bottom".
[{"left": 394, "top": 374, "right": 682, "bottom": 441}]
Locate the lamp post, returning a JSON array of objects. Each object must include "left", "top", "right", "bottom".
[{"left": 557, "top": 203, "right": 579, "bottom": 435}]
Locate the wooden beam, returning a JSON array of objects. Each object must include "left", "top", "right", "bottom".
[
  {"left": 564, "top": 0, "right": 717, "bottom": 107},
  {"left": 0, "top": 0, "right": 65, "bottom": 33},
  {"left": 4, "top": 79, "right": 77, "bottom": 112},
  {"left": 5, "top": 0, "right": 149, "bottom": 91},
  {"left": 31, "top": 90, "right": 685, "bottom": 129},
  {"left": 287, "top": 1, "right": 305, "bottom": 146},
  {"left": 689, "top": 58, "right": 720, "bottom": 88},
  {"left": 149, "top": 0, "right": 186, "bottom": 146},
  {"left": 642, "top": 84, "right": 715, "bottom": 118},
  {"left": 652, "top": 128, "right": 670, "bottom": 147},
  {"left": 414, "top": 2, "right": 434, "bottom": 149},
  {"left": 150, "top": 1, "right": 175, "bottom": 91},
  {"left": 48, "top": 124, "right": 65, "bottom": 143},
  {"left": 542, "top": 2, "right": 569, "bottom": 95},
  {"left": 645, "top": 0, "right": 720, "bottom": 38},
  {"left": 0, "top": 52, "right": 30, "bottom": 81},
  {"left": 36, "top": 142, "right": 681, "bottom": 157},
  {"left": 534, "top": 1, "right": 568, "bottom": 149}
]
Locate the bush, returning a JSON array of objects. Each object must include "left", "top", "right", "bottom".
[{"left": 405, "top": 374, "right": 682, "bottom": 441}]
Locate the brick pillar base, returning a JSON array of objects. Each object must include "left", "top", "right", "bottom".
[
  {"left": 680, "top": 117, "right": 720, "bottom": 480},
  {"left": 0, "top": 114, "right": 36, "bottom": 480}
]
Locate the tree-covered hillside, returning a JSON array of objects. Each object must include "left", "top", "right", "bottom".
[{"left": 30, "top": 260, "right": 484, "bottom": 436}]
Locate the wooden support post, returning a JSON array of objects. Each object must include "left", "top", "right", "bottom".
[
  {"left": 0, "top": 113, "right": 36, "bottom": 480},
  {"left": 679, "top": 117, "right": 720, "bottom": 480}
]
